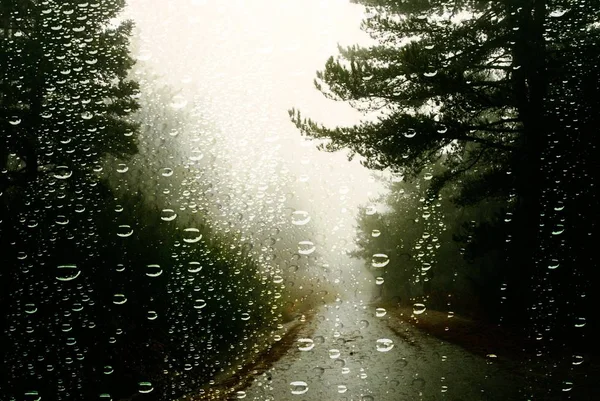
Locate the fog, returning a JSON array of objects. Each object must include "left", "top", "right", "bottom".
[{"left": 119, "top": 0, "right": 386, "bottom": 302}]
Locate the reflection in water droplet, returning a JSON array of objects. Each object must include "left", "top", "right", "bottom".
[
  {"left": 24, "top": 304, "right": 38, "bottom": 314},
  {"left": 371, "top": 229, "right": 381, "bottom": 237},
  {"left": 375, "top": 307, "right": 387, "bottom": 317},
  {"left": 548, "top": 259, "right": 559, "bottom": 269},
  {"left": 56, "top": 265, "right": 81, "bottom": 282},
  {"left": 290, "top": 381, "right": 309, "bottom": 395},
  {"left": 236, "top": 390, "right": 247, "bottom": 399},
  {"left": 194, "top": 299, "right": 207, "bottom": 309},
  {"left": 183, "top": 228, "right": 202, "bottom": 243},
  {"left": 138, "top": 382, "right": 153, "bottom": 394},
  {"left": 241, "top": 312, "right": 251, "bottom": 321},
  {"left": 291, "top": 210, "right": 311, "bottom": 225},
  {"left": 147, "top": 311, "right": 158, "bottom": 320},
  {"left": 371, "top": 254, "right": 389, "bottom": 268},
  {"left": 297, "top": 338, "right": 315, "bottom": 351},
  {"left": 116, "top": 163, "right": 129, "bottom": 173},
  {"left": 53, "top": 166, "right": 73, "bottom": 179},
  {"left": 160, "top": 209, "right": 177, "bottom": 221},
  {"left": 376, "top": 338, "right": 394, "bottom": 352},
  {"left": 337, "top": 384, "right": 348, "bottom": 393},
  {"left": 117, "top": 225, "right": 134, "bottom": 238},
  {"left": 375, "top": 276, "right": 384, "bottom": 285},
  {"left": 328, "top": 349, "right": 341, "bottom": 359},
  {"left": 146, "top": 264, "right": 163, "bottom": 277},
  {"left": 187, "top": 261, "right": 202, "bottom": 273},
  {"left": 298, "top": 240, "right": 316, "bottom": 255},
  {"left": 113, "top": 294, "right": 127, "bottom": 305},
  {"left": 413, "top": 303, "right": 427, "bottom": 315},
  {"left": 161, "top": 167, "right": 173, "bottom": 177}
]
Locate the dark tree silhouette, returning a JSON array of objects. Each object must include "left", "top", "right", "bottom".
[{"left": 292, "top": 0, "right": 599, "bottom": 354}]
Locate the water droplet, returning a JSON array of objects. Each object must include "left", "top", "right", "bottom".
[
  {"left": 160, "top": 209, "right": 177, "bottom": 221},
  {"left": 290, "top": 381, "right": 309, "bottom": 395},
  {"left": 236, "top": 390, "right": 247, "bottom": 399},
  {"left": 53, "top": 166, "right": 72, "bottom": 179},
  {"left": 81, "top": 111, "right": 93, "bottom": 120},
  {"left": 328, "top": 349, "right": 341, "bottom": 359},
  {"left": 562, "top": 381, "right": 573, "bottom": 392},
  {"left": 424, "top": 172, "right": 433, "bottom": 180},
  {"left": 187, "top": 261, "right": 202, "bottom": 273},
  {"left": 161, "top": 167, "right": 173, "bottom": 177},
  {"left": 241, "top": 312, "right": 251, "bottom": 321},
  {"left": 146, "top": 264, "right": 163, "bottom": 277},
  {"left": 403, "top": 129, "right": 416, "bottom": 138},
  {"left": 24, "top": 303, "right": 38, "bottom": 314},
  {"left": 371, "top": 229, "right": 381, "bottom": 237},
  {"left": 574, "top": 317, "right": 586, "bottom": 328},
  {"left": 376, "top": 338, "right": 394, "bottom": 352},
  {"left": 103, "top": 365, "right": 114, "bottom": 375},
  {"left": 193, "top": 299, "right": 207, "bottom": 309},
  {"left": 375, "top": 307, "right": 387, "bottom": 317},
  {"left": 375, "top": 277, "right": 384, "bottom": 285},
  {"left": 56, "top": 265, "right": 81, "bottom": 282},
  {"left": 424, "top": 70, "right": 438, "bottom": 77},
  {"left": 413, "top": 303, "right": 427, "bottom": 315},
  {"left": 365, "top": 205, "right": 377, "bottom": 215},
  {"left": 117, "top": 225, "right": 133, "bottom": 238},
  {"left": 297, "top": 338, "right": 315, "bottom": 351},
  {"left": 8, "top": 116, "right": 21, "bottom": 125},
  {"left": 113, "top": 294, "right": 127, "bottom": 305},
  {"left": 170, "top": 95, "right": 188, "bottom": 109},
  {"left": 138, "top": 382, "right": 153, "bottom": 394},
  {"left": 116, "top": 163, "right": 129, "bottom": 173},
  {"left": 548, "top": 259, "right": 560, "bottom": 269},
  {"left": 337, "top": 385, "right": 348, "bottom": 393},
  {"left": 292, "top": 210, "right": 311, "bottom": 225},
  {"left": 371, "top": 254, "right": 389, "bottom": 268},
  {"left": 147, "top": 311, "right": 158, "bottom": 320},
  {"left": 361, "top": 396, "right": 375, "bottom": 401},
  {"left": 298, "top": 240, "right": 316, "bottom": 255},
  {"left": 183, "top": 228, "right": 202, "bottom": 243}
]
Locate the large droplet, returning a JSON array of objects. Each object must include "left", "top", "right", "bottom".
[
  {"left": 291, "top": 210, "right": 311, "bottom": 225},
  {"left": 413, "top": 303, "right": 427, "bottom": 315},
  {"left": 160, "top": 209, "right": 177, "bottom": 221},
  {"left": 138, "top": 382, "right": 153, "bottom": 394},
  {"left": 298, "top": 240, "right": 316, "bottom": 255},
  {"left": 146, "top": 264, "right": 163, "bottom": 277},
  {"left": 183, "top": 228, "right": 202, "bottom": 243},
  {"left": 371, "top": 254, "right": 389, "bottom": 268},
  {"left": 297, "top": 338, "right": 315, "bottom": 351},
  {"left": 290, "top": 381, "right": 309, "bottom": 395},
  {"left": 56, "top": 265, "right": 81, "bottom": 282},
  {"left": 117, "top": 225, "right": 134, "bottom": 238},
  {"left": 376, "top": 338, "right": 394, "bottom": 352}
]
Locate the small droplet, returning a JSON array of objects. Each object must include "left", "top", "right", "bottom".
[
  {"left": 160, "top": 209, "right": 177, "bottom": 221},
  {"left": 117, "top": 225, "right": 133, "bottom": 238},
  {"left": 113, "top": 294, "right": 127, "bottom": 305},
  {"left": 297, "top": 338, "right": 315, "bottom": 351},
  {"left": 138, "top": 382, "right": 153, "bottom": 394},
  {"left": 413, "top": 303, "right": 427, "bottom": 315},
  {"left": 56, "top": 265, "right": 81, "bottom": 282},
  {"left": 375, "top": 307, "right": 387, "bottom": 317},
  {"left": 183, "top": 228, "right": 202, "bottom": 243},
  {"left": 376, "top": 338, "right": 394, "bottom": 352},
  {"left": 371, "top": 254, "right": 389, "bottom": 268},
  {"left": 328, "top": 349, "right": 341, "bottom": 359},
  {"left": 146, "top": 264, "right": 163, "bottom": 277},
  {"left": 292, "top": 210, "right": 311, "bottom": 226},
  {"left": 298, "top": 241, "right": 316, "bottom": 255},
  {"left": 290, "top": 381, "right": 309, "bottom": 395}
]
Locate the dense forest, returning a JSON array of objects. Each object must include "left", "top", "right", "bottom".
[{"left": 1, "top": 0, "right": 598, "bottom": 400}]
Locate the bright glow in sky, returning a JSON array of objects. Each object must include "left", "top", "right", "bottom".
[{"left": 126, "top": 0, "right": 385, "bottom": 299}]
